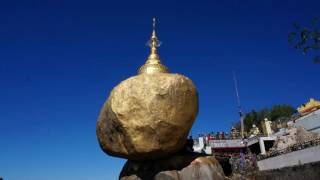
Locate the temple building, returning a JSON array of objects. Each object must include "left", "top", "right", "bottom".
[
  {"left": 193, "top": 128, "right": 247, "bottom": 156},
  {"left": 293, "top": 98, "right": 320, "bottom": 133},
  {"left": 193, "top": 98, "right": 320, "bottom": 157}
]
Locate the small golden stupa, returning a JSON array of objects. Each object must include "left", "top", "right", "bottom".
[
  {"left": 138, "top": 18, "right": 169, "bottom": 74},
  {"left": 249, "top": 124, "right": 260, "bottom": 136}
]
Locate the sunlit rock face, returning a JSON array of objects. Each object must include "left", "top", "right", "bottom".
[{"left": 96, "top": 73, "right": 198, "bottom": 160}]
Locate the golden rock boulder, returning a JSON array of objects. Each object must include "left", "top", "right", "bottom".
[
  {"left": 97, "top": 18, "right": 199, "bottom": 160},
  {"left": 96, "top": 73, "right": 198, "bottom": 160}
]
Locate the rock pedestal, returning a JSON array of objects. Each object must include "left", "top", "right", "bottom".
[{"left": 119, "top": 153, "right": 226, "bottom": 180}]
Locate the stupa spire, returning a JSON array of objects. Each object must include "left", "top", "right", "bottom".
[{"left": 138, "top": 18, "right": 169, "bottom": 75}]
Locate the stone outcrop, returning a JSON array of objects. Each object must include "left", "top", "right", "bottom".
[
  {"left": 97, "top": 73, "right": 198, "bottom": 160},
  {"left": 119, "top": 153, "right": 226, "bottom": 180}
]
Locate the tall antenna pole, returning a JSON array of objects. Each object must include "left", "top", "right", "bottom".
[{"left": 233, "top": 71, "right": 244, "bottom": 138}]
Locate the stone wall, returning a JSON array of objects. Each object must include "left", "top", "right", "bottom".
[
  {"left": 257, "top": 145, "right": 320, "bottom": 171},
  {"left": 249, "top": 161, "right": 320, "bottom": 180},
  {"left": 294, "top": 109, "right": 320, "bottom": 133}
]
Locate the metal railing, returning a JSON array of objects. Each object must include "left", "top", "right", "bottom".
[{"left": 258, "top": 138, "right": 320, "bottom": 160}]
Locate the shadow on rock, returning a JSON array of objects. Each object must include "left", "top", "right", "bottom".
[{"left": 119, "top": 152, "right": 226, "bottom": 180}]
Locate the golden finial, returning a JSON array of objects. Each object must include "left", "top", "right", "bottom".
[{"left": 138, "top": 18, "right": 169, "bottom": 75}]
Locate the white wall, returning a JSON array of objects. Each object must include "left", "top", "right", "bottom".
[{"left": 258, "top": 145, "right": 320, "bottom": 171}]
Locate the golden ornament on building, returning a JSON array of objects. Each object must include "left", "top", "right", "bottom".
[{"left": 297, "top": 98, "right": 320, "bottom": 115}]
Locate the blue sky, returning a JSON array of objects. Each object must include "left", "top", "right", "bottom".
[{"left": 0, "top": 0, "right": 319, "bottom": 179}]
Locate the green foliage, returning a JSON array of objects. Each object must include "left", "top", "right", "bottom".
[
  {"left": 236, "top": 104, "right": 296, "bottom": 133},
  {"left": 244, "top": 110, "right": 259, "bottom": 132},
  {"left": 269, "top": 105, "right": 296, "bottom": 121},
  {"left": 289, "top": 17, "right": 320, "bottom": 64}
]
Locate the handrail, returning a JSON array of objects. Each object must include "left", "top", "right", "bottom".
[{"left": 257, "top": 138, "right": 320, "bottom": 160}]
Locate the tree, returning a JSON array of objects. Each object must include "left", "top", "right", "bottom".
[
  {"left": 243, "top": 110, "right": 258, "bottom": 132},
  {"left": 289, "top": 17, "right": 320, "bottom": 64},
  {"left": 232, "top": 120, "right": 241, "bottom": 131},
  {"left": 239, "top": 104, "right": 295, "bottom": 135},
  {"left": 269, "top": 104, "right": 296, "bottom": 122}
]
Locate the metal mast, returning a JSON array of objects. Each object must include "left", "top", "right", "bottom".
[{"left": 233, "top": 71, "right": 245, "bottom": 138}]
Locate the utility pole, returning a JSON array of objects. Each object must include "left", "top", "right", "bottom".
[{"left": 233, "top": 71, "right": 245, "bottom": 138}]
